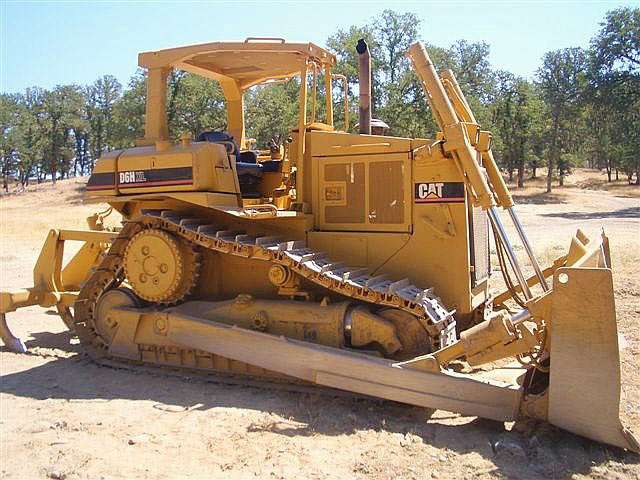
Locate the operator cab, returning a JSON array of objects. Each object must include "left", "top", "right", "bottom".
[{"left": 132, "top": 38, "right": 341, "bottom": 209}]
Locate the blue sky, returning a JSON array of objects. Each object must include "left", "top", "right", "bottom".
[{"left": 1, "top": 1, "right": 636, "bottom": 93}]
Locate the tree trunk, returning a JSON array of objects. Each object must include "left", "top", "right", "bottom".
[
  {"left": 83, "top": 133, "right": 89, "bottom": 174},
  {"left": 605, "top": 156, "right": 613, "bottom": 182},
  {"left": 546, "top": 151, "right": 555, "bottom": 194},
  {"left": 517, "top": 138, "right": 525, "bottom": 188},
  {"left": 2, "top": 155, "right": 6, "bottom": 192},
  {"left": 517, "top": 165, "right": 524, "bottom": 188},
  {"left": 547, "top": 115, "right": 560, "bottom": 194},
  {"left": 558, "top": 163, "right": 565, "bottom": 187}
]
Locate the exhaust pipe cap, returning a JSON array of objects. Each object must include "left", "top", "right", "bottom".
[{"left": 356, "top": 38, "right": 368, "bottom": 54}]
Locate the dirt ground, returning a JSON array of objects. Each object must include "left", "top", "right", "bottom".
[{"left": 1, "top": 169, "right": 639, "bottom": 479}]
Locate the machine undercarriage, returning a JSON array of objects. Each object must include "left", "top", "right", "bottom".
[{"left": 75, "top": 209, "right": 454, "bottom": 374}]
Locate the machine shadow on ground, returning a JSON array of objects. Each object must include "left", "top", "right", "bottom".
[
  {"left": 541, "top": 206, "right": 640, "bottom": 220},
  {"left": 2, "top": 329, "right": 638, "bottom": 479},
  {"left": 511, "top": 192, "right": 567, "bottom": 205}
]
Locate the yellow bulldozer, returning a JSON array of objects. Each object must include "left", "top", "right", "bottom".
[{"left": 1, "top": 38, "right": 637, "bottom": 452}]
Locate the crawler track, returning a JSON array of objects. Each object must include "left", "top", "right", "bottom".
[{"left": 72, "top": 210, "right": 456, "bottom": 379}]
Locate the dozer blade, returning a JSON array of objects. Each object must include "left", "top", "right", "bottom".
[{"left": 548, "top": 262, "right": 639, "bottom": 451}]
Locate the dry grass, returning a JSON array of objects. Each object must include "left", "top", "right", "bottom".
[
  {"left": 507, "top": 167, "right": 640, "bottom": 200},
  {"left": 0, "top": 178, "right": 121, "bottom": 288},
  {"left": 0, "top": 169, "right": 639, "bottom": 480}
]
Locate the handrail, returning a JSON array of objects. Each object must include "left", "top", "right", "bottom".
[
  {"left": 311, "top": 63, "right": 318, "bottom": 123},
  {"left": 242, "top": 204, "right": 278, "bottom": 218},
  {"left": 331, "top": 143, "right": 391, "bottom": 149},
  {"left": 244, "top": 37, "right": 286, "bottom": 44},
  {"left": 332, "top": 74, "right": 349, "bottom": 131}
]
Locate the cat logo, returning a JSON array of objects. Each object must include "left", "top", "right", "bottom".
[
  {"left": 414, "top": 182, "right": 465, "bottom": 203},
  {"left": 417, "top": 182, "right": 444, "bottom": 199}
]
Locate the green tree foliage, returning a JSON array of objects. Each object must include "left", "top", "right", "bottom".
[
  {"left": 14, "top": 88, "right": 47, "bottom": 185},
  {"left": 0, "top": 94, "right": 21, "bottom": 191},
  {"left": 587, "top": 7, "right": 640, "bottom": 184},
  {"left": 593, "top": 7, "right": 639, "bottom": 84},
  {"left": 245, "top": 80, "right": 299, "bottom": 147},
  {"left": 168, "top": 73, "right": 227, "bottom": 138},
  {"left": 373, "top": 10, "right": 421, "bottom": 85},
  {"left": 536, "top": 48, "right": 588, "bottom": 191},
  {"left": 85, "top": 75, "right": 122, "bottom": 171},
  {"left": 492, "top": 74, "right": 540, "bottom": 187},
  {"left": 326, "top": 24, "right": 379, "bottom": 128},
  {"left": 39, "top": 85, "right": 86, "bottom": 182},
  {"left": 449, "top": 40, "right": 493, "bottom": 102},
  {"left": 0, "top": 7, "right": 637, "bottom": 190},
  {"left": 112, "top": 70, "right": 146, "bottom": 149}
]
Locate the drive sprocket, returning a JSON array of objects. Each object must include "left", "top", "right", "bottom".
[{"left": 123, "top": 228, "right": 200, "bottom": 304}]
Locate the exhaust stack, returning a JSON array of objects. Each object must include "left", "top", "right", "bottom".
[{"left": 356, "top": 39, "right": 371, "bottom": 135}]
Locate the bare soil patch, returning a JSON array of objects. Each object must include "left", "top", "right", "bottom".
[{"left": 1, "top": 169, "right": 639, "bottom": 479}]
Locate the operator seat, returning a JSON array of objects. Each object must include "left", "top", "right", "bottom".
[{"left": 198, "top": 130, "right": 281, "bottom": 198}]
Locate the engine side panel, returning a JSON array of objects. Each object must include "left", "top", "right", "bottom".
[{"left": 86, "top": 141, "right": 238, "bottom": 198}]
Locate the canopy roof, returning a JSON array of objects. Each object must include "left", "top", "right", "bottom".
[{"left": 138, "top": 39, "right": 336, "bottom": 91}]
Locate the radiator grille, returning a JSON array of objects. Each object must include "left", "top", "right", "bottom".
[{"left": 470, "top": 205, "right": 490, "bottom": 286}]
